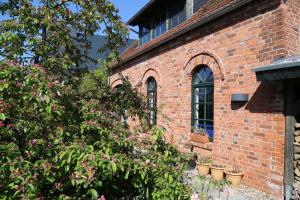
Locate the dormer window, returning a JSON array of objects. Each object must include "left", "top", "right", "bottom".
[
  {"left": 153, "top": 13, "right": 167, "bottom": 39},
  {"left": 131, "top": 0, "right": 208, "bottom": 46},
  {"left": 139, "top": 24, "right": 151, "bottom": 45},
  {"left": 169, "top": 0, "right": 186, "bottom": 29}
]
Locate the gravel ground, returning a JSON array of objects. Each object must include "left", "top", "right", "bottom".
[
  {"left": 232, "top": 185, "right": 277, "bottom": 200},
  {"left": 184, "top": 169, "right": 278, "bottom": 200}
]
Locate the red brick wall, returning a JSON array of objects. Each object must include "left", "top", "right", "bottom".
[
  {"left": 111, "top": 0, "right": 299, "bottom": 198},
  {"left": 286, "top": 0, "right": 300, "bottom": 55}
]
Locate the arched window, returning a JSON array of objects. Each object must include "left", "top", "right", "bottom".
[
  {"left": 192, "top": 65, "right": 214, "bottom": 140},
  {"left": 147, "top": 77, "right": 157, "bottom": 126},
  {"left": 113, "top": 85, "right": 128, "bottom": 126}
]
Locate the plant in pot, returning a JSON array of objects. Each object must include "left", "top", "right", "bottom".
[
  {"left": 210, "top": 164, "right": 225, "bottom": 181},
  {"left": 190, "top": 126, "right": 209, "bottom": 143},
  {"left": 197, "top": 157, "right": 213, "bottom": 176},
  {"left": 225, "top": 162, "right": 244, "bottom": 187}
]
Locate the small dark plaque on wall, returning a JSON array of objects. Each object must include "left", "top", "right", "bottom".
[{"left": 231, "top": 94, "right": 249, "bottom": 102}]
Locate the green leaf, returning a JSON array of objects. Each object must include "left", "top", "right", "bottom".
[
  {"left": 88, "top": 189, "right": 98, "bottom": 199},
  {"left": 111, "top": 162, "right": 117, "bottom": 173},
  {"left": 46, "top": 105, "right": 52, "bottom": 115},
  {"left": 125, "top": 170, "right": 130, "bottom": 180},
  {"left": 169, "top": 175, "right": 173, "bottom": 183},
  {"left": 67, "top": 151, "right": 73, "bottom": 163},
  {"left": 0, "top": 113, "right": 6, "bottom": 120},
  {"left": 28, "top": 184, "right": 35, "bottom": 192}
]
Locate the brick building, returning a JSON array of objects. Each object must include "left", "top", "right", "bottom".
[{"left": 110, "top": 0, "right": 300, "bottom": 199}]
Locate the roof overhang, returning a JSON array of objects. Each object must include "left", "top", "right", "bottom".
[{"left": 253, "top": 56, "right": 300, "bottom": 81}]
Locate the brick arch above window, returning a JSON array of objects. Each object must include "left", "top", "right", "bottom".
[
  {"left": 139, "top": 68, "right": 161, "bottom": 91},
  {"left": 181, "top": 51, "right": 225, "bottom": 83},
  {"left": 111, "top": 78, "right": 123, "bottom": 89}
]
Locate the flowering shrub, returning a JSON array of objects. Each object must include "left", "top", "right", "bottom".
[
  {"left": 0, "top": 0, "right": 190, "bottom": 198},
  {"left": 0, "top": 63, "right": 190, "bottom": 199}
]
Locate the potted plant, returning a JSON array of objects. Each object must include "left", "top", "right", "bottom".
[
  {"left": 197, "top": 157, "right": 212, "bottom": 176},
  {"left": 225, "top": 162, "right": 244, "bottom": 187},
  {"left": 210, "top": 164, "right": 225, "bottom": 181},
  {"left": 190, "top": 126, "right": 209, "bottom": 143}
]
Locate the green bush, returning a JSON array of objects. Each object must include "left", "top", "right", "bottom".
[{"left": 0, "top": 63, "right": 190, "bottom": 199}]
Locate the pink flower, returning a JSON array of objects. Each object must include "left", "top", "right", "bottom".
[
  {"left": 7, "top": 124, "right": 14, "bottom": 128},
  {"left": 99, "top": 195, "right": 106, "bottom": 200},
  {"left": 87, "top": 120, "right": 94, "bottom": 125},
  {"left": 31, "top": 139, "right": 38, "bottom": 146},
  {"left": 190, "top": 193, "right": 200, "bottom": 200},
  {"left": 0, "top": 122, "right": 4, "bottom": 127}
]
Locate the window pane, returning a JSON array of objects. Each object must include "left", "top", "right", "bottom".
[
  {"left": 206, "top": 87, "right": 213, "bottom": 102},
  {"left": 178, "top": 7, "right": 186, "bottom": 24},
  {"left": 206, "top": 103, "right": 213, "bottom": 120},
  {"left": 147, "top": 78, "right": 157, "bottom": 126},
  {"left": 193, "top": 66, "right": 214, "bottom": 84},
  {"left": 193, "top": 0, "right": 208, "bottom": 13},
  {"left": 139, "top": 25, "right": 151, "bottom": 45},
  {"left": 169, "top": 0, "right": 186, "bottom": 29},
  {"left": 154, "top": 14, "right": 167, "bottom": 38}
]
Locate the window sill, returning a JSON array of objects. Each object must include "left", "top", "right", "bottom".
[{"left": 190, "top": 140, "right": 213, "bottom": 151}]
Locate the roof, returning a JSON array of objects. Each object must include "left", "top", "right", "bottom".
[
  {"left": 253, "top": 55, "right": 300, "bottom": 81},
  {"left": 112, "top": 0, "right": 253, "bottom": 69},
  {"left": 74, "top": 34, "right": 135, "bottom": 70}
]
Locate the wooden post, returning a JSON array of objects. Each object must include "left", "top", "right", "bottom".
[{"left": 285, "top": 80, "right": 296, "bottom": 200}]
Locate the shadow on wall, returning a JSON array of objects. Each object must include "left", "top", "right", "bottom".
[
  {"left": 243, "top": 82, "right": 284, "bottom": 114},
  {"left": 231, "top": 82, "right": 284, "bottom": 113}
]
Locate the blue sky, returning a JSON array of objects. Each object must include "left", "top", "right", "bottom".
[
  {"left": 111, "top": 0, "right": 149, "bottom": 39},
  {"left": 0, "top": 0, "right": 149, "bottom": 39}
]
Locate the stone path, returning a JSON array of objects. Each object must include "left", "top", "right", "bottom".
[{"left": 184, "top": 169, "right": 277, "bottom": 200}]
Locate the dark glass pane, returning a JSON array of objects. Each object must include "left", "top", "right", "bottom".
[
  {"left": 205, "top": 67, "right": 214, "bottom": 83},
  {"left": 139, "top": 25, "right": 151, "bottom": 45},
  {"left": 154, "top": 14, "right": 166, "bottom": 38},
  {"left": 193, "top": 66, "right": 214, "bottom": 84},
  {"left": 178, "top": 7, "right": 186, "bottom": 24},
  {"left": 148, "top": 78, "right": 157, "bottom": 92},
  {"left": 169, "top": 0, "right": 186, "bottom": 29},
  {"left": 206, "top": 87, "right": 214, "bottom": 102},
  {"left": 206, "top": 103, "right": 213, "bottom": 120},
  {"left": 171, "top": 15, "right": 179, "bottom": 28},
  {"left": 194, "top": 88, "right": 205, "bottom": 103},
  {"left": 193, "top": 0, "right": 208, "bottom": 13},
  {"left": 147, "top": 78, "right": 157, "bottom": 126},
  {"left": 161, "top": 20, "right": 166, "bottom": 34}
]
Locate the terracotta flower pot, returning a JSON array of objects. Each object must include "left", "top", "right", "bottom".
[
  {"left": 210, "top": 165, "right": 225, "bottom": 181},
  {"left": 197, "top": 163, "right": 210, "bottom": 176},
  {"left": 190, "top": 134, "right": 209, "bottom": 143},
  {"left": 225, "top": 171, "right": 244, "bottom": 187}
]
